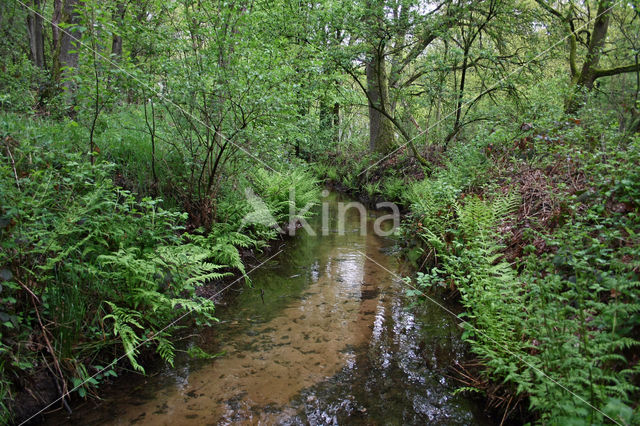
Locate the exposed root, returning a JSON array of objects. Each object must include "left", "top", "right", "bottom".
[{"left": 448, "top": 359, "right": 529, "bottom": 424}]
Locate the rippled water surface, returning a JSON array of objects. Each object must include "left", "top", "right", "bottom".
[{"left": 46, "top": 193, "right": 491, "bottom": 425}]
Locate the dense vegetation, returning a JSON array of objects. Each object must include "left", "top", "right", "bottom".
[{"left": 1, "top": 0, "right": 639, "bottom": 423}]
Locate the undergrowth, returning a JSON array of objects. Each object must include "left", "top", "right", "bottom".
[
  {"left": 0, "top": 130, "right": 226, "bottom": 417},
  {"left": 0, "top": 113, "right": 319, "bottom": 422},
  {"left": 402, "top": 112, "right": 640, "bottom": 423}
]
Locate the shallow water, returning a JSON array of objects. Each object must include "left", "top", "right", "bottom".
[{"left": 44, "top": 193, "right": 491, "bottom": 425}]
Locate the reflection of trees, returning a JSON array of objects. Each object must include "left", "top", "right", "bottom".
[{"left": 353, "top": 216, "right": 392, "bottom": 370}]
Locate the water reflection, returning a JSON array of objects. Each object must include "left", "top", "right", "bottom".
[{"left": 44, "top": 193, "right": 490, "bottom": 425}]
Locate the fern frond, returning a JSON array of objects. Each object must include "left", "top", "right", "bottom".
[{"left": 102, "top": 302, "right": 145, "bottom": 372}]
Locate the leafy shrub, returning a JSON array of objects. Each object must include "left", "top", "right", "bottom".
[
  {"left": 0, "top": 57, "right": 43, "bottom": 113},
  {"left": 442, "top": 141, "right": 491, "bottom": 192}
]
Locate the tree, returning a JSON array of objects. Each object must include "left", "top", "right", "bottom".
[
  {"left": 449, "top": 0, "right": 501, "bottom": 139},
  {"left": 535, "top": 0, "right": 640, "bottom": 111},
  {"left": 364, "top": 0, "right": 396, "bottom": 154},
  {"left": 52, "top": 0, "right": 81, "bottom": 89},
  {"left": 324, "top": 0, "right": 462, "bottom": 161},
  {"left": 111, "top": 0, "right": 126, "bottom": 59},
  {"left": 26, "top": 0, "right": 45, "bottom": 69}
]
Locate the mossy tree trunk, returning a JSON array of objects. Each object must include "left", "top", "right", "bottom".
[
  {"left": 536, "top": 0, "right": 640, "bottom": 113},
  {"left": 366, "top": 47, "right": 395, "bottom": 154}
]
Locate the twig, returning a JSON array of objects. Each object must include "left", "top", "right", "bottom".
[
  {"left": 4, "top": 143, "right": 20, "bottom": 190},
  {"left": 500, "top": 395, "right": 513, "bottom": 426},
  {"left": 28, "top": 290, "right": 71, "bottom": 414},
  {"left": 41, "top": 353, "right": 72, "bottom": 415},
  {"left": 17, "top": 279, "right": 39, "bottom": 302}
]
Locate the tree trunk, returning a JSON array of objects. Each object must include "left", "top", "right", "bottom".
[
  {"left": 52, "top": 0, "right": 80, "bottom": 90},
  {"left": 332, "top": 102, "right": 340, "bottom": 144},
  {"left": 26, "top": 0, "right": 45, "bottom": 69},
  {"left": 319, "top": 96, "right": 340, "bottom": 145},
  {"left": 366, "top": 49, "right": 395, "bottom": 153},
  {"left": 565, "top": 0, "right": 612, "bottom": 112},
  {"left": 295, "top": 95, "right": 308, "bottom": 158},
  {"left": 577, "top": 0, "right": 611, "bottom": 90},
  {"left": 111, "top": 1, "right": 126, "bottom": 58},
  {"left": 319, "top": 96, "right": 331, "bottom": 129},
  {"left": 452, "top": 46, "right": 469, "bottom": 140}
]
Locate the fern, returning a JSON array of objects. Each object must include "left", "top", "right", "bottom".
[
  {"left": 102, "top": 302, "right": 145, "bottom": 372},
  {"left": 413, "top": 179, "right": 640, "bottom": 422},
  {"left": 456, "top": 192, "right": 519, "bottom": 246},
  {"left": 364, "top": 181, "right": 381, "bottom": 198},
  {"left": 251, "top": 167, "right": 319, "bottom": 223},
  {"left": 382, "top": 176, "right": 405, "bottom": 201},
  {"left": 155, "top": 335, "right": 176, "bottom": 367},
  {"left": 188, "top": 229, "right": 248, "bottom": 278}
]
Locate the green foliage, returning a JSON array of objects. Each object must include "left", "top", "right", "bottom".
[
  {"left": 507, "top": 133, "right": 640, "bottom": 422},
  {"left": 0, "top": 56, "right": 43, "bottom": 113},
  {"left": 0, "top": 121, "right": 232, "bottom": 417},
  {"left": 70, "top": 363, "right": 115, "bottom": 399},
  {"left": 250, "top": 167, "right": 320, "bottom": 225},
  {"left": 186, "top": 345, "right": 221, "bottom": 360},
  {"left": 405, "top": 114, "right": 640, "bottom": 423},
  {"left": 187, "top": 224, "right": 260, "bottom": 283},
  {"left": 326, "top": 166, "right": 339, "bottom": 182},
  {"left": 381, "top": 176, "right": 406, "bottom": 201},
  {"left": 363, "top": 181, "right": 381, "bottom": 199},
  {"left": 400, "top": 145, "right": 491, "bottom": 258},
  {"left": 180, "top": 167, "right": 319, "bottom": 286},
  {"left": 0, "top": 3, "right": 47, "bottom": 114},
  {"left": 102, "top": 303, "right": 145, "bottom": 372}
]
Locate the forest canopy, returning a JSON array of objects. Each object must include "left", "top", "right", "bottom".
[{"left": 1, "top": 0, "right": 640, "bottom": 424}]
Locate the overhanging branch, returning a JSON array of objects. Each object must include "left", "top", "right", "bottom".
[
  {"left": 340, "top": 62, "right": 430, "bottom": 167},
  {"left": 594, "top": 62, "right": 640, "bottom": 79}
]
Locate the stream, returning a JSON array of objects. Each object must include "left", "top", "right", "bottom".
[{"left": 44, "top": 192, "right": 491, "bottom": 425}]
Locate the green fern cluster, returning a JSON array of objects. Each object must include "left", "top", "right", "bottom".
[
  {"left": 364, "top": 181, "right": 381, "bottom": 198},
  {"left": 250, "top": 167, "right": 319, "bottom": 224},
  {"left": 0, "top": 133, "right": 230, "bottom": 415},
  {"left": 406, "top": 130, "right": 640, "bottom": 423},
  {"left": 412, "top": 190, "right": 639, "bottom": 422},
  {"left": 187, "top": 223, "right": 263, "bottom": 284},
  {"left": 402, "top": 142, "right": 490, "bottom": 254},
  {"left": 381, "top": 176, "right": 406, "bottom": 201}
]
